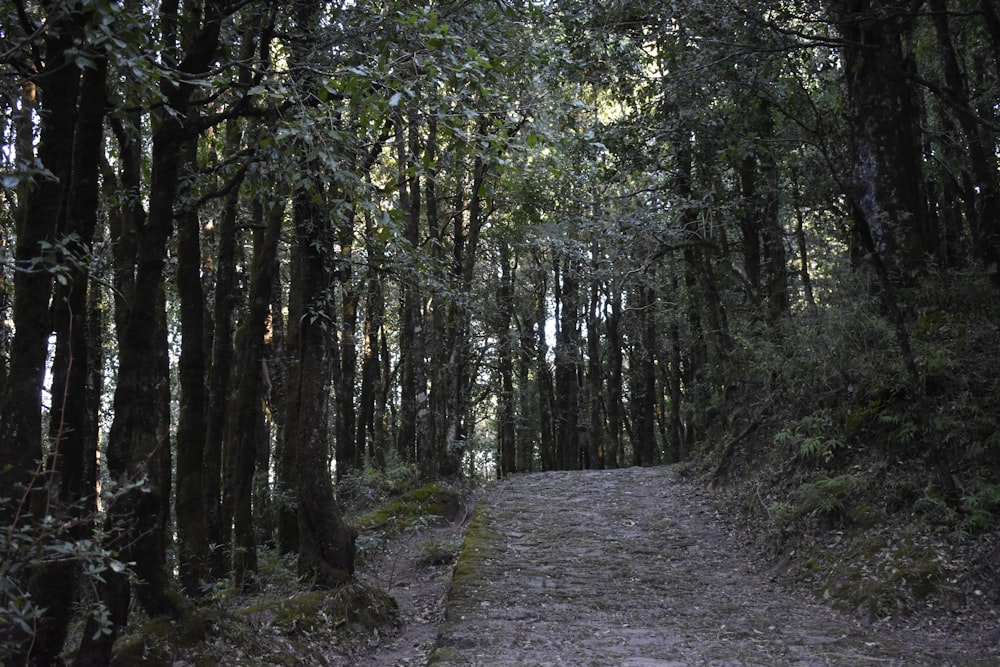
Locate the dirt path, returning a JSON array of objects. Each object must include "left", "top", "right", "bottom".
[{"left": 425, "top": 467, "right": 997, "bottom": 667}]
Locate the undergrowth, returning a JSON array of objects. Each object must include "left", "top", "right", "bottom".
[
  {"left": 46, "top": 461, "right": 454, "bottom": 665},
  {"left": 703, "top": 269, "right": 1000, "bottom": 618}
]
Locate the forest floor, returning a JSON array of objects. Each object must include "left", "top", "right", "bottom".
[{"left": 350, "top": 465, "right": 999, "bottom": 667}]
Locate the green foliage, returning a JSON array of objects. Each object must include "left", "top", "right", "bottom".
[
  {"left": 414, "top": 539, "right": 459, "bottom": 568},
  {"left": 811, "top": 537, "right": 944, "bottom": 619},
  {"left": 237, "top": 583, "right": 396, "bottom": 636},
  {"left": 794, "top": 474, "right": 864, "bottom": 519},
  {"left": 874, "top": 410, "right": 918, "bottom": 448},
  {"left": 773, "top": 411, "right": 844, "bottom": 463},
  {"left": 112, "top": 581, "right": 397, "bottom": 666},
  {"left": 766, "top": 500, "right": 796, "bottom": 528},
  {"left": 912, "top": 488, "right": 960, "bottom": 528},
  {"left": 0, "top": 233, "right": 94, "bottom": 287},
  {"left": 353, "top": 482, "right": 459, "bottom": 537},
  {"left": 338, "top": 460, "right": 419, "bottom": 510},
  {"left": 1, "top": 479, "right": 141, "bottom": 659},
  {"left": 957, "top": 479, "right": 1000, "bottom": 537}
]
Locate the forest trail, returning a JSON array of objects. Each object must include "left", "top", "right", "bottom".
[{"left": 424, "top": 466, "right": 997, "bottom": 667}]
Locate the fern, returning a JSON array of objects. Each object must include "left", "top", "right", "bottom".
[
  {"left": 774, "top": 411, "right": 844, "bottom": 462},
  {"left": 957, "top": 479, "right": 1000, "bottom": 535}
]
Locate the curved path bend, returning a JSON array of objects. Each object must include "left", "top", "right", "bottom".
[{"left": 428, "top": 466, "right": 995, "bottom": 667}]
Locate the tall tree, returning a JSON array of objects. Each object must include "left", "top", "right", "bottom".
[
  {"left": 927, "top": 0, "right": 1000, "bottom": 281},
  {"left": 0, "top": 4, "right": 109, "bottom": 661},
  {"left": 0, "top": 1, "right": 81, "bottom": 523},
  {"left": 833, "top": 1, "right": 930, "bottom": 284},
  {"left": 174, "top": 136, "right": 211, "bottom": 595},
  {"left": 282, "top": 0, "right": 357, "bottom": 587},
  {"left": 92, "top": 0, "right": 236, "bottom": 654},
  {"left": 229, "top": 198, "right": 284, "bottom": 589},
  {"left": 288, "top": 190, "right": 357, "bottom": 585}
]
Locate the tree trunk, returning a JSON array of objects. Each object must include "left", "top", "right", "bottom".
[
  {"left": 0, "top": 6, "right": 79, "bottom": 524},
  {"left": 0, "top": 10, "right": 80, "bottom": 663},
  {"left": 629, "top": 283, "right": 659, "bottom": 467},
  {"left": 101, "top": 0, "right": 227, "bottom": 638},
  {"left": 267, "top": 249, "right": 288, "bottom": 537},
  {"left": 76, "top": 105, "right": 143, "bottom": 667},
  {"left": 427, "top": 169, "right": 449, "bottom": 478},
  {"left": 605, "top": 284, "right": 624, "bottom": 469},
  {"left": 277, "top": 241, "right": 303, "bottom": 555},
  {"left": 667, "top": 280, "right": 685, "bottom": 463},
  {"left": 497, "top": 241, "right": 517, "bottom": 476},
  {"left": 754, "top": 100, "right": 790, "bottom": 320},
  {"left": 396, "top": 110, "right": 428, "bottom": 465},
  {"left": 439, "top": 125, "right": 493, "bottom": 477},
  {"left": 515, "top": 307, "right": 536, "bottom": 472},
  {"left": 930, "top": 0, "right": 1000, "bottom": 284},
  {"left": 586, "top": 252, "right": 605, "bottom": 470},
  {"left": 979, "top": 0, "right": 1000, "bottom": 82},
  {"left": 204, "top": 134, "right": 244, "bottom": 576},
  {"left": 28, "top": 40, "right": 106, "bottom": 667},
  {"left": 174, "top": 138, "right": 210, "bottom": 595},
  {"left": 286, "top": 0, "right": 355, "bottom": 564},
  {"left": 554, "top": 258, "right": 582, "bottom": 470},
  {"left": 534, "top": 261, "right": 556, "bottom": 471},
  {"left": 335, "top": 205, "right": 360, "bottom": 476},
  {"left": 358, "top": 208, "right": 387, "bottom": 469},
  {"left": 736, "top": 96, "right": 789, "bottom": 320},
  {"left": 291, "top": 195, "right": 357, "bottom": 587},
  {"left": 104, "top": 116, "right": 197, "bottom": 623},
  {"left": 791, "top": 170, "right": 817, "bottom": 309},
  {"left": 834, "top": 1, "right": 929, "bottom": 284},
  {"left": 230, "top": 199, "right": 283, "bottom": 589},
  {"left": 738, "top": 151, "right": 763, "bottom": 296}
]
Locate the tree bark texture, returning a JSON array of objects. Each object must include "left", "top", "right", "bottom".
[
  {"left": 396, "top": 110, "right": 428, "bottom": 466},
  {"left": 229, "top": 199, "right": 283, "bottom": 589},
  {"left": 174, "top": 138, "right": 211, "bottom": 595},
  {"left": 291, "top": 196, "right": 357, "bottom": 587},
  {"left": 205, "top": 176, "right": 242, "bottom": 572},
  {"left": 554, "top": 259, "right": 582, "bottom": 470},
  {"left": 0, "top": 6, "right": 79, "bottom": 524},
  {"left": 929, "top": 0, "right": 1000, "bottom": 283},
  {"left": 28, "top": 47, "right": 108, "bottom": 667},
  {"left": 835, "top": 1, "right": 929, "bottom": 284}
]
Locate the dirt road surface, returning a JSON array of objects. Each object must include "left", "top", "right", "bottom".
[{"left": 423, "top": 467, "right": 997, "bottom": 667}]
